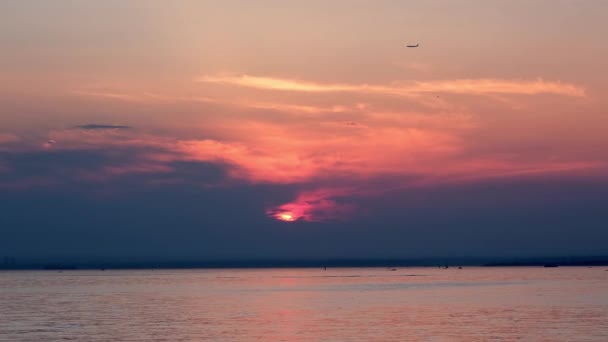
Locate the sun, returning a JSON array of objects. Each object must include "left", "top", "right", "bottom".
[
  {"left": 278, "top": 213, "right": 296, "bottom": 222},
  {"left": 267, "top": 208, "right": 300, "bottom": 222}
]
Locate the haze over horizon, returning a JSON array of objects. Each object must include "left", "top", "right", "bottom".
[{"left": 1, "top": 1, "right": 607, "bottom": 262}]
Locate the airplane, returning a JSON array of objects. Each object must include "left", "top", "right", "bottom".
[{"left": 406, "top": 43, "right": 419, "bottom": 48}]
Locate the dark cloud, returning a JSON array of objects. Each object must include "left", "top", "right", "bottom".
[
  {"left": 74, "top": 124, "right": 131, "bottom": 130},
  {"left": 0, "top": 147, "right": 228, "bottom": 190},
  {"left": 1, "top": 142, "right": 608, "bottom": 264},
  {"left": 1, "top": 147, "right": 608, "bottom": 263}
]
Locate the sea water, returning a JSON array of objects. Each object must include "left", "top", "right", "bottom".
[{"left": 1, "top": 267, "right": 607, "bottom": 341}]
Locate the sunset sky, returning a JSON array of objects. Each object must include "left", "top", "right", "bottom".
[{"left": 1, "top": 1, "right": 607, "bottom": 261}]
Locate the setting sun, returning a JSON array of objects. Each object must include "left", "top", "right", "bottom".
[{"left": 278, "top": 213, "right": 295, "bottom": 222}]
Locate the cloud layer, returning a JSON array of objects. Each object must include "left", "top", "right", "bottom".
[{"left": 1, "top": 72, "right": 603, "bottom": 223}]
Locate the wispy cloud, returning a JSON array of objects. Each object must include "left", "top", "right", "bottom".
[
  {"left": 0, "top": 133, "right": 20, "bottom": 144},
  {"left": 74, "top": 124, "right": 131, "bottom": 130},
  {"left": 70, "top": 90, "right": 147, "bottom": 102},
  {"left": 266, "top": 188, "right": 356, "bottom": 222},
  {"left": 71, "top": 89, "right": 220, "bottom": 104},
  {"left": 198, "top": 75, "right": 586, "bottom": 97}
]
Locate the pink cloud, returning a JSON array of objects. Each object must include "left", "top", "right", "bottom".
[
  {"left": 266, "top": 188, "right": 357, "bottom": 222},
  {"left": 31, "top": 102, "right": 605, "bottom": 222},
  {"left": 18, "top": 73, "right": 601, "bottom": 221},
  {"left": 0, "top": 133, "right": 20, "bottom": 144}
]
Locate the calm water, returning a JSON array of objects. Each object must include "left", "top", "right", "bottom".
[{"left": 0, "top": 267, "right": 607, "bottom": 341}]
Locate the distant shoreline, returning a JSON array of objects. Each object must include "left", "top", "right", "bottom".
[{"left": 1, "top": 257, "right": 607, "bottom": 270}]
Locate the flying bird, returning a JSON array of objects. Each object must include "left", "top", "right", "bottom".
[{"left": 406, "top": 43, "right": 419, "bottom": 48}]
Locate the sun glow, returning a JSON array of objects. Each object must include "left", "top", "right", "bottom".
[{"left": 278, "top": 213, "right": 296, "bottom": 222}]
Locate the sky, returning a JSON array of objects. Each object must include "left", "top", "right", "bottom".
[{"left": 1, "top": 1, "right": 607, "bottom": 262}]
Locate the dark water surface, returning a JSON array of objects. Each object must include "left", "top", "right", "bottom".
[{"left": 1, "top": 267, "right": 607, "bottom": 341}]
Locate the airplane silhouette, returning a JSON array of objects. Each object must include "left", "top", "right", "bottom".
[{"left": 406, "top": 43, "right": 419, "bottom": 48}]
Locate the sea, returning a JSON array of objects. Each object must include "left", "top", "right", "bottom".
[{"left": 1, "top": 267, "right": 607, "bottom": 341}]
